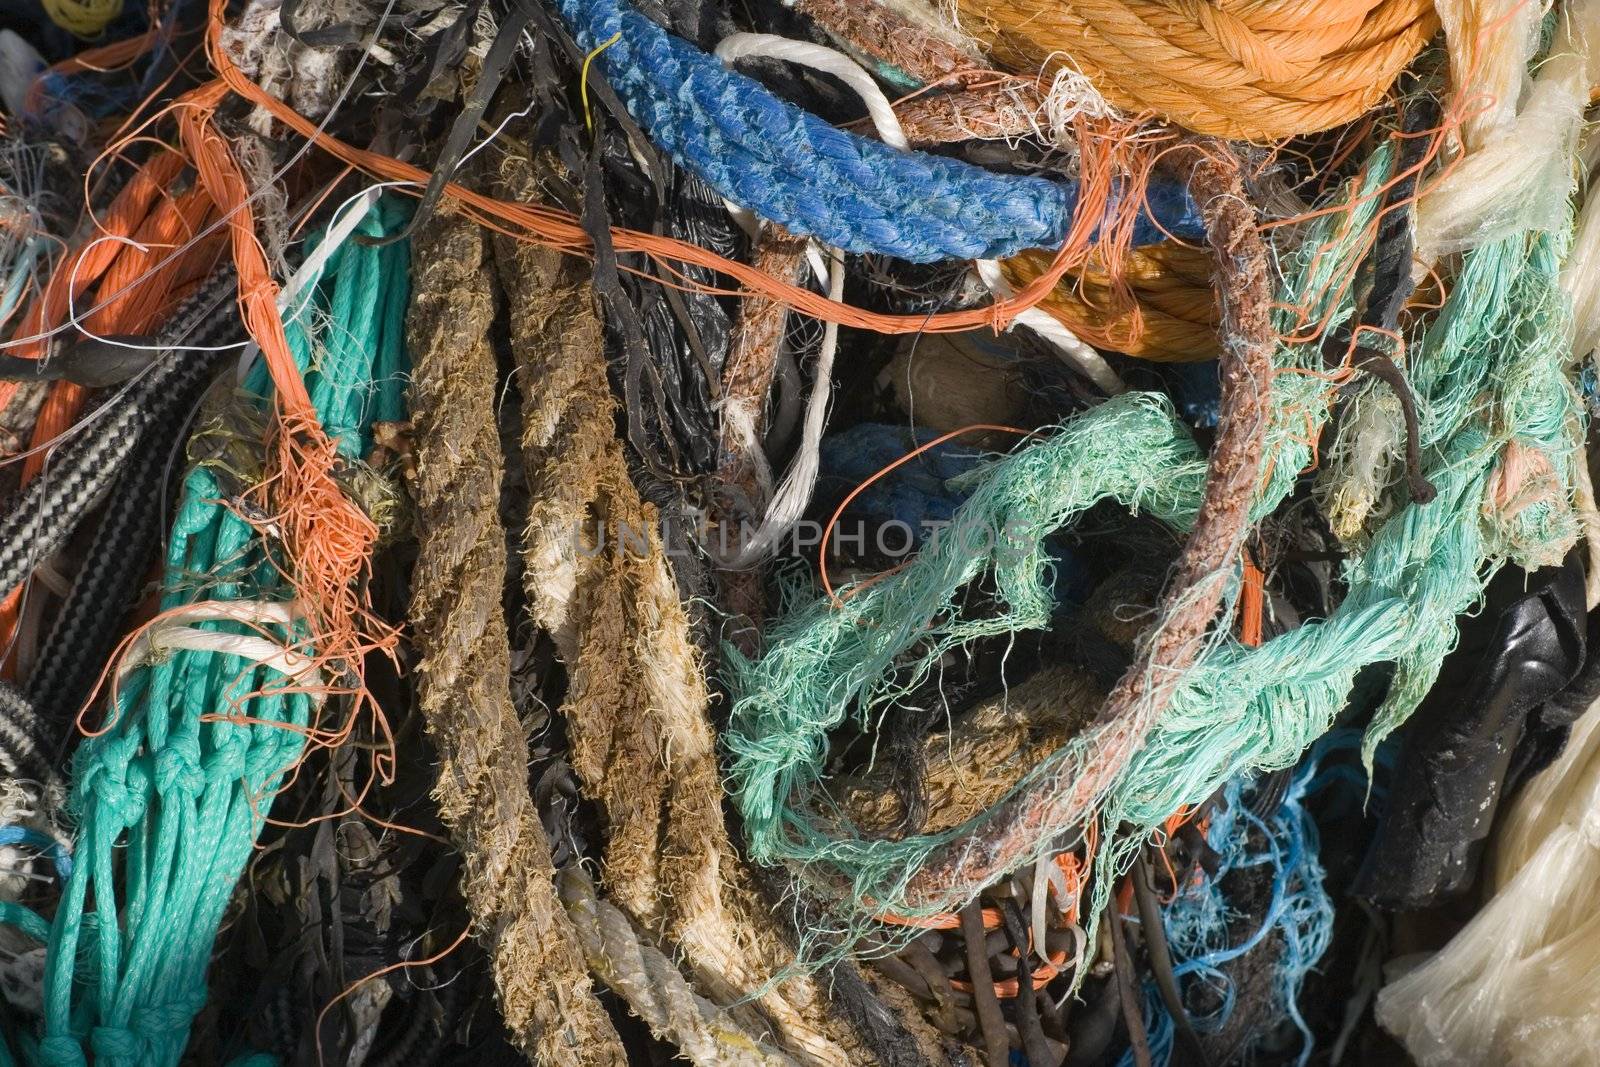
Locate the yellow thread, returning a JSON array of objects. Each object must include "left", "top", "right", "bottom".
[
  {"left": 43, "top": 0, "right": 124, "bottom": 38},
  {"left": 582, "top": 31, "right": 624, "bottom": 135}
]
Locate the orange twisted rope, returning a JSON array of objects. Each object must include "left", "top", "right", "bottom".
[{"left": 952, "top": 0, "right": 1439, "bottom": 139}]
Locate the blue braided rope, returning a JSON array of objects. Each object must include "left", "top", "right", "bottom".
[{"left": 555, "top": 0, "right": 1203, "bottom": 261}]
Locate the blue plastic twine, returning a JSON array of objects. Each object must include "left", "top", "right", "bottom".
[{"left": 555, "top": 0, "right": 1204, "bottom": 261}]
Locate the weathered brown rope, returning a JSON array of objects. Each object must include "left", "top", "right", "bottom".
[
  {"left": 717, "top": 227, "right": 809, "bottom": 650},
  {"left": 495, "top": 152, "right": 868, "bottom": 1067},
  {"left": 893, "top": 89, "right": 1047, "bottom": 145},
  {"left": 405, "top": 208, "right": 626, "bottom": 1067},
  {"left": 557, "top": 869, "right": 798, "bottom": 1067},
  {"left": 791, "top": 0, "right": 987, "bottom": 84},
  {"left": 843, "top": 664, "right": 1103, "bottom": 836}
]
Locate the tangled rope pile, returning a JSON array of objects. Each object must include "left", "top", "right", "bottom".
[
  {"left": 3, "top": 0, "right": 1600, "bottom": 1063},
  {"left": 27, "top": 203, "right": 407, "bottom": 1067},
  {"left": 725, "top": 136, "right": 1583, "bottom": 944}
]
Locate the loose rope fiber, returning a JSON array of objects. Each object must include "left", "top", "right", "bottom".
[
  {"left": 1132, "top": 745, "right": 1341, "bottom": 1067},
  {"left": 194, "top": 0, "right": 1167, "bottom": 337},
  {"left": 948, "top": 0, "right": 1439, "bottom": 140},
  {"left": 554, "top": 0, "right": 1205, "bottom": 260}
]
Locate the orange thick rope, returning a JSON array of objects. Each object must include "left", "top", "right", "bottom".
[{"left": 953, "top": 0, "right": 1439, "bottom": 140}]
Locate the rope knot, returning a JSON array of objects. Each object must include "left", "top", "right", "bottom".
[
  {"left": 201, "top": 738, "right": 248, "bottom": 784},
  {"left": 34, "top": 1035, "right": 89, "bottom": 1067},
  {"left": 89, "top": 1025, "right": 141, "bottom": 1061},
  {"left": 132, "top": 994, "right": 206, "bottom": 1036},
  {"left": 154, "top": 739, "right": 205, "bottom": 797},
  {"left": 84, "top": 759, "right": 149, "bottom": 828}
]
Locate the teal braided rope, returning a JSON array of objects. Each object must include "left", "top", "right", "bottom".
[
  {"left": 724, "top": 142, "right": 1583, "bottom": 947},
  {"left": 28, "top": 198, "right": 410, "bottom": 1067}
]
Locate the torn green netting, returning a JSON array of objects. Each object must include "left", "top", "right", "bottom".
[
  {"left": 724, "top": 140, "right": 1582, "bottom": 951},
  {"left": 22, "top": 198, "right": 410, "bottom": 1067}
]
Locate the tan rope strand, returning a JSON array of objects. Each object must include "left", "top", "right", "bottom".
[
  {"left": 557, "top": 869, "right": 799, "bottom": 1067},
  {"left": 493, "top": 150, "right": 869, "bottom": 1067}
]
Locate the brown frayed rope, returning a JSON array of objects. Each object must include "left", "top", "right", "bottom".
[
  {"left": 557, "top": 868, "right": 798, "bottom": 1067},
  {"left": 405, "top": 208, "right": 627, "bottom": 1066},
  {"left": 717, "top": 226, "right": 809, "bottom": 652},
  {"left": 495, "top": 151, "right": 870, "bottom": 1067}
]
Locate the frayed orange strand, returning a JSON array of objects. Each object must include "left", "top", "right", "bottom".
[
  {"left": 175, "top": 83, "right": 312, "bottom": 416},
  {"left": 199, "top": 0, "right": 1112, "bottom": 339},
  {"left": 0, "top": 149, "right": 220, "bottom": 667},
  {"left": 315, "top": 922, "right": 472, "bottom": 1067},
  {"left": 161, "top": 80, "right": 400, "bottom": 735},
  {"left": 1239, "top": 555, "right": 1265, "bottom": 649}
]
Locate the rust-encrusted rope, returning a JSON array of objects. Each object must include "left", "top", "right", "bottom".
[
  {"left": 406, "top": 209, "right": 627, "bottom": 1067},
  {"left": 906, "top": 143, "right": 1274, "bottom": 901},
  {"left": 717, "top": 227, "right": 809, "bottom": 649},
  {"left": 791, "top": 0, "right": 986, "bottom": 84}
]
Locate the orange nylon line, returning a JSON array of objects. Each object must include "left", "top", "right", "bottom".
[
  {"left": 0, "top": 149, "right": 216, "bottom": 666},
  {"left": 21, "top": 161, "right": 202, "bottom": 484},
  {"left": 198, "top": 0, "right": 1109, "bottom": 339},
  {"left": 819, "top": 423, "right": 1034, "bottom": 603},
  {"left": 174, "top": 82, "right": 313, "bottom": 416},
  {"left": 878, "top": 907, "right": 1004, "bottom": 931},
  {"left": 1240, "top": 555, "right": 1266, "bottom": 648},
  {"left": 950, "top": 949, "right": 1068, "bottom": 997},
  {"left": 315, "top": 923, "right": 473, "bottom": 1067}
]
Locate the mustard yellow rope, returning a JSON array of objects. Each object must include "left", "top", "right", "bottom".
[{"left": 1002, "top": 242, "right": 1220, "bottom": 362}]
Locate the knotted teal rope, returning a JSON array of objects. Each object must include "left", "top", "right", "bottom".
[{"left": 22, "top": 198, "right": 409, "bottom": 1067}]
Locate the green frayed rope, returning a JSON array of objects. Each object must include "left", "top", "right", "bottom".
[
  {"left": 725, "top": 141, "right": 1582, "bottom": 948},
  {"left": 23, "top": 199, "right": 410, "bottom": 1067}
]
